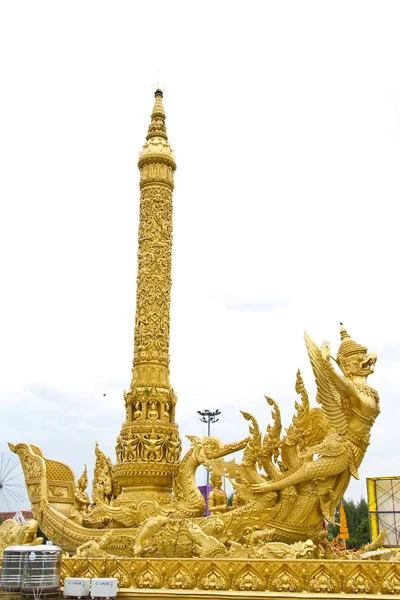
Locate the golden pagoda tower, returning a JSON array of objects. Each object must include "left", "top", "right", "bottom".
[{"left": 112, "top": 90, "right": 182, "bottom": 506}]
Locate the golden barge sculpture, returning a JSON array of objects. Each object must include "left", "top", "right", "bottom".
[{"left": 6, "top": 90, "right": 395, "bottom": 596}]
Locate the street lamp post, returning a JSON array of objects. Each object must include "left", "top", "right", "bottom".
[{"left": 197, "top": 409, "right": 221, "bottom": 487}]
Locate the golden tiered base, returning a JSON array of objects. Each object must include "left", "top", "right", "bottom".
[
  {"left": 118, "top": 592, "right": 400, "bottom": 600},
  {"left": 60, "top": 557, "right": 400, "bottom": 598}
]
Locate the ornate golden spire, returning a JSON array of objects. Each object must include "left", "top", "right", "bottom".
[
  {"left": 146, "top": 89, "right": 168, "bottom": 141},
  {"left": 113, "top": 90, "right": 181, "bottom": 505},
  {"left": 133, "top": 89, "right": 176, "bottom": 387}
]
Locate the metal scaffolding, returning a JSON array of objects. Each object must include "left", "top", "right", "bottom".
[{"left": 367, "top": 476, "right": 400, "bottom": 547}]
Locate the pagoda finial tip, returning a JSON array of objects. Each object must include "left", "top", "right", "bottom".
[{"left": 145, "top": 87, "right": 168, "bottom": 142}]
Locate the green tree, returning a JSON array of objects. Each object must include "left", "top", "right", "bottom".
[
  {"left": 358, "top": 498, "right": 369, "bottom": 520},
  {"left": 353, "top": 517, "right": 370, "bottom": 548}
]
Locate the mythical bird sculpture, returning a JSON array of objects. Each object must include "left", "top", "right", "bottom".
[{"left": 251, "top": 325, "right": 379, "bottom": 523}]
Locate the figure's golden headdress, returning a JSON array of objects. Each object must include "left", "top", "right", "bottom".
[
  {"left": 78, "top": 465, "right": 88, "bottom": 490},
  {"left": 337, "top": 324, "right": 367, "bottom": 361},
  {"left": 210, "top": 471, "right": 222, "bottom": 486}
]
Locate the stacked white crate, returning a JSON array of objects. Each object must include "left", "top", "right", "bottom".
[
  {"left": 91, "top": 578, "right": 118, "bottom": 599},
  {"left": 64, "top": 577, "right": 91, "bottom": 598},
  {"left": 63, "top": 577, "right": 118, "bottom": 600}
]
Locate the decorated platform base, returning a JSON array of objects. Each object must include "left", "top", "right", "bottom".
[{"left": 61, "top": 557, "right": 400, "bottom": 598}]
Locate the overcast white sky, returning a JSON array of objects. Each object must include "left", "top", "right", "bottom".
[{"left": 1, "top": 1, "right": 400, "bottom": 511}]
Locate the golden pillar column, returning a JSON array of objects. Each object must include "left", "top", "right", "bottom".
[{"left": 113, "top": 90, "right": 181, "bottom": 505}]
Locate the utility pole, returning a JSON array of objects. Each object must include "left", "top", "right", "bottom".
[{"left": 197, "top": 409, "right": 221, "bottom": 487}]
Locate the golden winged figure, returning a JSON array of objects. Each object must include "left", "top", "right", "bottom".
[{"left": 252, "top": 325, "right": 380, "bottom": 523}]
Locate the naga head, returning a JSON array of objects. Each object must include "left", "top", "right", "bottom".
[
  {"left": 22, "top": 519, "right": 39, "bottom": 544},
  {"left": 99, "top": 530, "right": 114, "bottom": 549},
  {"left": 186, "top": 435, "right": 223, "bottom": 462},
  {"left": 336, "top": 324, "right": 377, "bottom": 379}
]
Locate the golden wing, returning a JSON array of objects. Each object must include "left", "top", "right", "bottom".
[
  {"left": 302, "top": 407, "right": 333, "bottom": 447},
  {"left": 304, "top": 331, "right": 348, "bottom": 434}
]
